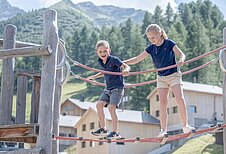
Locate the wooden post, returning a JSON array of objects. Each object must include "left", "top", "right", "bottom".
[
  {"left": 0, "top": 24, "right": 16, "bottom": 125},
  {"left": 223, "top": 27, "right": 226, "bottom": 154},
  {"left": 30, "top": 76, "right": 41, "bottom": 123},
  {"left": 36, "top": 9, "right": 58, "bottom": 154},
  {"left": 15, "top": 74, "right": 28, "bottom": 124},
  {"left": 52, "top": 40, "right": 64, "bottom": 154}
]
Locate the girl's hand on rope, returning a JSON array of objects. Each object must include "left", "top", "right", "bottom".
[{"left": 177, "top": 58, "right": 185, "bottom": 67}]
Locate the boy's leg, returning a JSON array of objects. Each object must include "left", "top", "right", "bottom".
[
  {"left": 96, "top": 101, "right": 107, "bottom": 129},
  {"left": 108, "top": 104, "right": 117, "bottom": 132}
]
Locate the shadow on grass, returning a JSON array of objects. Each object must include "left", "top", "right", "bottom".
[
  {"left": 69, "top": 84, "right": 104, "bottom": 102},
  {"left": 202, "top": 143, "right": 223, "bottom": 154}
]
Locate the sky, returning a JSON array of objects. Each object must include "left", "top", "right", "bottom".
[{"left": 8, "top": 0, "right": 178, "bottom": 13}]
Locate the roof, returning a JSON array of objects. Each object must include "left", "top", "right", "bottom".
[
  {"left": 147, "top": 81, "right": 222, "bottom": 99},
  {"left": 75, "top": 107, "right": 159, "bottom": 127},
  {"left": 65, "top": 98, "right": 96, "bottom": 110},
  {"left": 59, "top": 115, "right": 81, "bottom": 127},
  {"left": 104, "top": 109, "right": 160, "bottom": 125}
]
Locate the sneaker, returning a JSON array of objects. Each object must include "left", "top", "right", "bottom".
[
  {"left": 91, "top": 128, "right": 108, "bottom": 137},
  {"left": 183, "top": 125, "right": 195, "bottom": 134},
  {"left": 107, "top": 132, "right": 121, "bottom": 139},
  {"left": 157, "top": 129, "right": 168, "bottom": 138}
]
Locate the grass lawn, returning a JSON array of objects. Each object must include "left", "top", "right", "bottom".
[
  {"left": 12, "top": 77, "right": 101, "bottom": 122},
  {"left": 172, "top": 134, "right": 223, "bottom": 154}
]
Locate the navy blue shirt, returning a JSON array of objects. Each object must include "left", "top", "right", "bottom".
[
  {"left": 145, "top": 39, "right": 179, "bottom": 76},
  {"left": 98, "top": 55, "right": 124, "bottom": 90}
]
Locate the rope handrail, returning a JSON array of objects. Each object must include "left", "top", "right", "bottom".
[
  {"left": 54, "top": 124, "right": 226, "bottom": 143},
  {"left": 67, "top": 45, "right": 226, "bottom": 76},
  {"left": 71, "top": 58, "right": 219, "bottom": 88}
]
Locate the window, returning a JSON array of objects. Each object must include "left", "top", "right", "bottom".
[
  {"left": 82, "top": 124, "right": 86, "bottom": 131},
  {"left": 89, "top": 141, "right": 94, "bottom": 147},
  {"left": 59, "top": 133, "right": 67, "bottom": 137},
  {"left": 156, "top": 95, "right": 159, "bottom": 101},
  {"left": 90, "top": 122, "right": 95, "bottom": 130},
  {"left": 69, "top": 134, "right": 76, "bottom": 137},
  {"left": 156, "top": 110, "right": 159, "bottom": 117},
  {"left": 173, "top": 106, "right": 178, "bottom": 114},
  {"left": 81, "top": 142, "right": 86, "bottom": 148},
  {"left": 99, "top": 138, "right": 104, "bottom": 145},
  {"left": 190, "top": 105, "right": 197, "bottom": 113},
  {"left": 116, "top": 141, "right": 125, "bottom": 145}
]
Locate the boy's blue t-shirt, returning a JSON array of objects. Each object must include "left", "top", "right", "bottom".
[
  {"left": 98, "top": 55, "right": 124, "bottom": 90},
  {"left": 145, "top": 39, "right": 179, "bottom": 76}
]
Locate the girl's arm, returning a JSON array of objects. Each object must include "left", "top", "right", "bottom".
[
  {"left": 123, "top": 50, "right": 149, "bottom": 65},
  {"left": 173, "top": 45, "right": 186, "bottom": 66}
]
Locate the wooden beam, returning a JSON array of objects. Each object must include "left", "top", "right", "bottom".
[
  {"left": 36, "top": 9, "right": 58, "bottom": 154},
  {"left": 0, "top": 148, "right": 44, "bottom": 154},
  {"left": 0, "top": 124, "right": 38, "bottom": 143},
  {"left": 223, "top": 27, "right": 226, "bottom": 154},
  {"left": 0, "top": 38, "right": 40, "bottom": 48},
  {"left": 0, "top": 45, "right": 52, "bottom": 59},
  {"left": 0, "top": 24, "right": 16, "bottom": 125}
]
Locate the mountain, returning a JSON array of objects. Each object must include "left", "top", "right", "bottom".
[{"left": 0, "top": 0, "right": 25, "bottom": 21}]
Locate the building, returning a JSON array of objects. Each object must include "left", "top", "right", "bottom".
[
  {"left": 75, "top": 107, "right": 160, "bottom": 154},
  {"left": 147, "top": 81, "right": 223, "bottom": 134},
  {"left": 59, "top": 115, "right": 80, "bottom": 151}
]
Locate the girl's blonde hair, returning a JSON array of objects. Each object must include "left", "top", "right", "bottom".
[
  {"left": 145, "top": 24, "right": 168, "bottom": 39},
  {"left": 95, "top": 40, "right": 110, "bottom": 50}
]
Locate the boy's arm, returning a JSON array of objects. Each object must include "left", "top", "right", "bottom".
[
  {"left": 87, "top": 72, "right": 104, "bottom": 80},
  {"left": 121, "top": 63, "right": 130, "bottom": 76}
]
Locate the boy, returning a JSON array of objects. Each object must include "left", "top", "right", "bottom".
[{"left": 87, "top": 40, "right": 130, "bottom": 139}]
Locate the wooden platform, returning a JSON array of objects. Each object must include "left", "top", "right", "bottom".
[{"left": 0, "top": 124, "right": 39, "bottom": 143}]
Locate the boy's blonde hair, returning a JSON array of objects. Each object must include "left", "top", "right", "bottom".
[
  {"left": 146, "top": 24, "right": 168, "bottom": 39},
  {"left": 95, "top": 40, "right": 110, "bottom": 50}
]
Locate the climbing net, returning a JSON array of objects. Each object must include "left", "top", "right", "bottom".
[{"left": 56, "top": 43, "right": 226, "bottom": 144}]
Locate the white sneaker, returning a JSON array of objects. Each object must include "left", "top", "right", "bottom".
[
  {"left": 183, "top": 125, "right": 195, "bottom": 134},
  {"left": 157, "top": 129, "right": 167, "bottom": 137}
]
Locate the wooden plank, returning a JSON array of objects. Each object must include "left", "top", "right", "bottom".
[
  {"left": 15, "top": 75, "right": 28, "bottom": 124},
  {"left": 52, "top": 40, "right": 64, "bottom": 153},
  {"left": 0, "top": 38, "right": 40, "bottom": 48},
  {"left": 0, "top": 45, "right": 51, "bottom": 59},
  {"left": 0, "top": 136, "right": 37, "bottom": 143},
  {"left": 0, "top": 24, "right": 16, "bottom": 125},
  {"left": 223, "top": 27, "right": 226, "bottom": 154},
  {"left": 30, "top": 76, "right": 41, "bottom": 123},
  {"left": 0, "top": 148, "right": 44, "bottom": 154},
  {"left": 0, "top": 124, "right": 38, "bottom": 137},
  {"left": 36, "top": 9, "right": 58, "bottom": 154}
]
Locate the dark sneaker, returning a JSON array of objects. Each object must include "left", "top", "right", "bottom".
[
  {"left": 91, "top": 128, "right": 108, "bottom": 137},
  {"left": 107, "top": 132, "right": 121, "bottom": 139}
]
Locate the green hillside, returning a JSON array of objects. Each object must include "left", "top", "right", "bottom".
[{"left": 172, "top": 134, "right": 223, "bottom": 154}]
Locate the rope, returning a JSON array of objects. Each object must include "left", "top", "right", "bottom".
[
  {"left": 67, "top": 45, "right": 226, "bottom": 76},
  {"left": 70, "top": 58, "right": 219, "bottom": 88},
  {"left": 54, "top": 124, "right": 226, "bottom": 143}
]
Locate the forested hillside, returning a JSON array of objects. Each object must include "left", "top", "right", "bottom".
[{"left": 0, "top": 0, "right": 225, "bottom": 110}]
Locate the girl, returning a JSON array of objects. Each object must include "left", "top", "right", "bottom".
[{"left": 124, "top": 24, "right": 195, "bottom": 137}]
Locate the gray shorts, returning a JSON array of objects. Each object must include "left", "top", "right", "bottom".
[{"left": 99, "top": 88, "right": 124, "bottom": 107}]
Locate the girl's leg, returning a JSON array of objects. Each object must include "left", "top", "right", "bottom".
[
  {"left": 96, "top": 101, "right": 107, "bottom": 129},
  {"left": 108, "top": 104, "right": 118, "bottom": 132},
  {"left": 157, "top": 88, "right": 169, "bottom": 131},
  {"left": 171, "top": 84, "right": 188, "bottom": 126}
]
